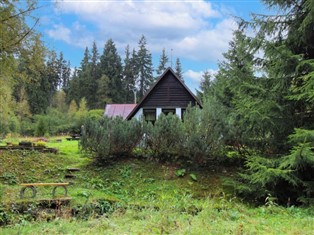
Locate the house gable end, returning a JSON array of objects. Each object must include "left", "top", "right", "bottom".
[
  {"left": 127, "top": 68, "right": 201, "bottom": 120},
  {"left": 141, "top": 72, "right": 197, "bottom": 107}
]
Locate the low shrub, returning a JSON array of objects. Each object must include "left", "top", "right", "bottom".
[
  {"left": 36, "top": 141, "right": 46, "bottom": 147},
  {"left": 145, "top": 113, "right": 184, "bottom": 162},
  {"left": 34, "top": 116, "right": 49, "bottom": 136},
  {"left": 182, "top": 104, "right": 225, "bottom": 165},
  {"left": 80, "top": 116, "right": 143, "bottom": 162}
]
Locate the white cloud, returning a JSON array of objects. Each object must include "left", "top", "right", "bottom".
[
  {"left": 46, "top": 24, "right": 72, "bottom": 44},
  {"left": 185, "top": 70, "right": 204, "bottom": 83},
  {"left": 46, "top": 22, "right": 94, "bottom": 48},
  {"left": 174, "top": 18, "right": 236, "bottom": 62},
  {"left": 48, "top": 0, "right": 235, "bottom": 63}
]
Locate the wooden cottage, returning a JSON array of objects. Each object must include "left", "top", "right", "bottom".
[{"left": 104, "top": 67, "right": 201, "bottom": 121}]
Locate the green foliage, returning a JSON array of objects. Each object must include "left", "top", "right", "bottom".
[
  {"left": 145, "top": 113, "right": 184, "bottom": 161},
  {"left": 1, "top": 139, "right": 314, "bottom": 233},
  {"left": 34, "top": 116, "right": 49, "bottom": 136},
  {"left": 175, "top": 58, "right": 184, "bottom": 81},
  {"left": 175, "top": 169, "right": 186, "bottom": 177},
  {"left": 136, "top": 35, "right": 154, "bottom": 99},
  {"left": 100, "top": 39, "right": 124, "bottom": 103},
  {"left": 87, "top": 109, "right": 104, "bottom": 121},
  {"left": 0, "top": 172, "right": 17, "bottom": 185},
  {"left": 183, "top": 103, "right": 225, "bottom": 164},
  {"left": 156, "top": 48, "right": 168, "bottom": 76},
  {"left": 190, "top": 173, "right": 197, "bottom": 181},
  {"left": 36, "top": 141, "right": 46, "bottom": 147},
  {"left": 231, "top": 129, "right": 314, "bottom": 204},
  {"left": 80, "top": 116, "right": 143, "bottom": 161},
  {"left": 122, "top": 45, "right": 137, "bottom": 103}
]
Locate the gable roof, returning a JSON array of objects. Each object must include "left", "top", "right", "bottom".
[
  {"left": 127, "top": 67, "right": 201, "bottom": 120},
  {"left": 104, "top": 104, "right": 137, "bottom": 120}
]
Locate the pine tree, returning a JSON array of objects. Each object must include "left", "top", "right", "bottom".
[
  {"left": 68, "top": 99, "right": 78, "bottom": 115},
  {"left": 67, "top": 67, "right": 81, "bottom": 104},
  {"left": 228, "top": 0, "right": 314, "bottom": 204},
  {"left": 77, "top": 47, "right": 91, "bottom": 105},
  {"left": 156, "top": 48, "right": 168, "bottom": 76},
  {"left": 196, "top": 71, "right": 212, "bottom": 101},
  {"left": 122, "top": 45, "right": 137, "bottom": 103},
  {"left": 57, "top": 52, "right": 71, "bottom": 94},
  {"left": 175, "top": 58, "right": 183, "bottom": 82},
  {"left": 80, "top": 47, "right": 91, "bottom": 72},
  {"left": 136, "top": 35, "right": 154, "bottom": 99},
  {"left": 52, "top": 90, "right": 67, "bottom": 113},
  {"left": 88, "top": 41, "right": 101, "bottom": 108},
  {"left": 100, "top": 39, "right": 123, "bottom": 103},
  {"left": 21, "top": 35, "right": 51, "bottom": 114},
  {"left": 97, "top": 75, "right": 112, "bottom": 108}
]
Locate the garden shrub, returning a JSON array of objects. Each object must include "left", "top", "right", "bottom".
[
  {"left": 8, "top": 116, "right": 20, "bottom": 134},
  {"left": 34, "top": 115, "right": 49, "bottom": 136},
  {"left": 145, "top": 113, "right": 184, "bottom": 162},
  {"left": 36, "top": 141, "right": 46, "bottom": 147},
  {"left": 182, "top": 103, "right": 225, "bottom": 165},
  {"left": 80, "top": 116, "right": 142, "bottom": 162},
  {"left": 20, "top": 118, "right": 35, "bottom": 136}
]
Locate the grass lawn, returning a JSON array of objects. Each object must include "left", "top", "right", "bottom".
[{"left": 0, "top": 136, "right": 313, "bottom": 234}]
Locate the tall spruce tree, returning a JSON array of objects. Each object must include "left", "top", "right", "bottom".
[
  {"left": 196, "top": 71, "right": 212, "bottom": 101},
  {"left": 67, "top": 67, "right": 80, "bottom": 104},
  {"left": 76, "top": 47, "right": 91, "bottom": 105},
  {"left": 57, "top": 52, "right": 71, "bottom": 94},
  {"left": 122, "top": 45, "right": 137, "bottom": 103},
  {"left": 88, "top": 41, "right": 101, "bottom": 108},
  {"left": 210, "top": 27, "right": 268, "bottom": 150},
  {"left": 100, "top": 39, "right": 123, "bottom": 103},
  {"left": 226, "top": 0, "right": 314, "bottom": 204},
  {"left": 175, "top": 58, "right": 184, "bottom": 82},
  {"left": 97, "top": 74, "right": 111, "bottom": 108},
  {"left": 156, "top": 48, "right": 168, "bottom": 76},
  {"left": 21, "top": 35, "right": 51, "bottom": 114},
  {"left": 136, "top": 35, "right": 154, "bottom": 99}
]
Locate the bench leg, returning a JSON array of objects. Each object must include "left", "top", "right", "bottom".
[
  {"left": 52, "top": 185, "right": 68, "bottom": 197},
  {"left": 20, "top": 186, "right": 37, "bottom": 199}
]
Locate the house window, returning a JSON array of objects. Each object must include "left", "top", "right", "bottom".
[
  {"left": 143, "top": 109, "right": 156, "bottom": 124},
  {"left": 162, "top": 108, "right": 175, "bottom": 115}
]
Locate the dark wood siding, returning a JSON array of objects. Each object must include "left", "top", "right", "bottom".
[
  {"left": 141, "top": 72, "right": 197, "bottom": 108},
  {"left": 127, "top": 68, "right": 201, "bottom": 120}
]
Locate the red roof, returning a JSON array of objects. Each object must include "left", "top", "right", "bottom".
[{"left": 104, "top": 104, "right": 137, "bottom": 120}]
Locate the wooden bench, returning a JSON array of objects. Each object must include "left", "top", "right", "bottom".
[{"left": 20, "top": 183, "right": 69, "bottom": 199}]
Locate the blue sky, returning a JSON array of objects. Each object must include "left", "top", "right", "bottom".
[{"left": 34, "top": 0, "right": 268, "bottom": 92}]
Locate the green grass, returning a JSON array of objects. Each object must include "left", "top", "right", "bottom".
[{"left": 1, "top": 136, "right": 314, "bottom": 234}]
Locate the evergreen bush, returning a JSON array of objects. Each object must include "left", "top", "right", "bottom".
[
  {"left": 80, "top": 116, "right": 142, "bottom": 162},
  {"left": 145, "top": 113, "right": 184, "bottom": 162},
  {"left": 34, "top": 116, "right": 49, "bottom": 136},
  {"left": 230, "top": 129, "right": 314, "bottom": 205},
  {"left": 182, "top": 103, "right": 226, "bottom": 165}
]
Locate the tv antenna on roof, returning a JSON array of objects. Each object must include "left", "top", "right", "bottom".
[{"left": 171, "top": 48, "right": 173, "bottom": 68}]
